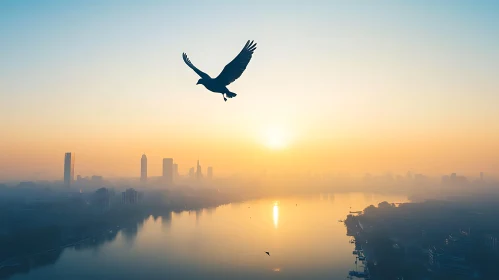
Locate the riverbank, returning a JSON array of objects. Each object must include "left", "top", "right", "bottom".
[
  {"left": 345, "top": 213, "right": 422, "bottom": 280},
  {"left": 0, "top": 190, "right": 249, "bottom": 279},
  {"left": 344, "top": 197, "right": 499, "bottom": 280}
]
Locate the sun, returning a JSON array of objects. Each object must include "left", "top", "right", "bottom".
[{"left": 264, "top": 126, "right": 288, "bottom": 150}]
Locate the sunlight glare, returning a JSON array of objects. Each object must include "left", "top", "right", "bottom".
[{"left": 264, "top": 126, "right": 289, "bottom": 150}]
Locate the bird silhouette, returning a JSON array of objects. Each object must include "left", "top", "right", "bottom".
[
  {"left": 182, "top": 40, "right": 257, "bottom": 102},
  {"left": 265, "top": 251, "right": 270, "bottom": 256}
]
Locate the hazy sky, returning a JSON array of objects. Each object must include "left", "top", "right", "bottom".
[{"left": 1, "top": 0, "right": 498, "bottom": 180}]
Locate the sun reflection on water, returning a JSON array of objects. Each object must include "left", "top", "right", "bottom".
[{"left": 273, "top": 202, "right": 279, "bottom": 229}]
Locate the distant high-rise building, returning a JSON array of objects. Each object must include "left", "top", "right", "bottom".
[
  {"left": 141, "top": 154, "right": 147, "bottom": 183},
  {"left": 207, "top": 166, "right": 213, "bottom": 179},
  {"left": 122, "top": 188, "right": 142, "bottom": 204},
  {"left": 189, "top": 167, "right": 195, "bottom": 179},
  {"left": 196, "top": 160, "right": 203, "bottom": 180},
  {"left": 64, "top": 152, "right": 75, "bottom": 188},
  {"left": 163, "top": 158, "right": 173, "bottom": 185},
  {"left": 480, "top": 172, "right": 484, "bottom": 181},
  {"left": 447, "top": 172, "right": 469, "bottom": 185},
  {"left": 173, "top": 163, "right": 179, "bottom": 181}
]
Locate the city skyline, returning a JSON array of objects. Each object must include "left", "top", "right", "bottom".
[
  {"left": 1, "top": 151, "right": 494, "bottom": 184},
  {"left": 56, "top": 151, "right": 493, "bottom": 184},
  {"left": 2, "top": 151, "right": 494, "bottom": 191},
  {"left": 0, "top": 149, "right": 493, "bottom": 184},
  {"left": 58, "top": 153, "right": 220, "bottom": 184}
]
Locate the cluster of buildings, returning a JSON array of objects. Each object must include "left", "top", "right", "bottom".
[
  {"left": 91, "top": 187, "right": 144, "bottom": 206},
  {"left": 140, "top": 154, "right": 213, "bottom": 184},
  {"left": 362, "top": 170, "right": 487, "bottom": 188},
  {"left": 440, "top": 172, "right": 486, "bottom": 186},
  {"left": 345, "top": 199, "right": 499, "bottom": 279},
  {"left": 122, "top": 188, "right": 142, "bottom": 204},
  {"left": 63, "top": 152, "right": 214, "bottom": 188},
  {"left": 427, "top": 229, "right": 499, "bottom": 278}
]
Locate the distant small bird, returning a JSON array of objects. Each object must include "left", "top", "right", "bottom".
[
  {"left": 265, "top": 251, "right": 270, "bottom": 256},
  {"left": 182, "top": 40, "right": 257, "bottom": 102}
]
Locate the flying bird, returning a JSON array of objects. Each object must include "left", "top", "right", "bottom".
[
  {"left": 182, "top": 40, "right": 257, "bottom": 102},
  {"left": 265, "top": 251, "right": 270, "bottom": 256}
]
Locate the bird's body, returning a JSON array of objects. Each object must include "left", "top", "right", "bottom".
[
  {"left": 265, "top": 252, "right": 270, "bottom": 256},
  {"left": 198, "top": 79, "right": 233, "bottom": 96},
  {"left": 182, "top": 40, "right": 257, "bottom": 102}
]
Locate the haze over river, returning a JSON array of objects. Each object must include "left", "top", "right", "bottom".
[{"left": 9, "top": 192, "right": 408, "bottom": 280}]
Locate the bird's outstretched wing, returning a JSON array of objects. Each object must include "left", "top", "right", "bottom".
[
  {"left": 182, "top": 53, "right": 211, "bottom": 79},
  {"left": 215, "top": 40, "right": 257, "bottom": 86}
]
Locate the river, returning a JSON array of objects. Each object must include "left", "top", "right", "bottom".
[{"left": 8, "top": 192, "right": 408, "bottom": 280}]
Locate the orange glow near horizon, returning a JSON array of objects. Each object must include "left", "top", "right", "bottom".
[{"left": 1, "top": 130, "right": 499, "bottom": 180}]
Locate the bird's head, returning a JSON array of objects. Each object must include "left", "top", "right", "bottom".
[{"left": 196, "top": 79, "right": 204, "bottom": 85}]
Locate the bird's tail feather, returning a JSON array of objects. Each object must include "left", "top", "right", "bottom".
[{"left": 226, "top": 91, "right": 237, "bottom": 98}]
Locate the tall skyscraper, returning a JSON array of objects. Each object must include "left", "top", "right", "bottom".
[
  {"left": 141, "top": 154, "right": 147, "bottom": 183},
  {"left": 480, "top": 172, "right": 484, "bottom": 181},
  {"left": 64, "top": 152, "right": 75, "bottom": 188},
  {"left": 189, "top": 167, "right": 195, "bottom": 179},
  {"left": 173, "top": 163, "right": 179, "bottom": 181},
  {"left": 163, "top": 158, "right": 173, "bottom": 185},
  {"left": 207, "top": 166, "right": 213, "bottom": 179},
  {"left": 196, "top": 159, "right": 203, "bottom": 180}
]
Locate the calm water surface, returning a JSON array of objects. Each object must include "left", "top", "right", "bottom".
[{"left": 10, "top": 192, "right": 407, "bottom": 280}]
